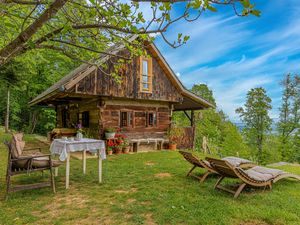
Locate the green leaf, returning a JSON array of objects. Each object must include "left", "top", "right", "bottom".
[
  {"left": 251, "top": 9, "right": 261, "bottom": 17},
  {"left": 240, "top": 0, "right": 250, "bottom": 8},
  {"left": 207, "top": 5, "right": 217, "bottom": 12}
]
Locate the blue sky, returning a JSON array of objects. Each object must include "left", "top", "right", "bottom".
[{"left": 151, "top": 0, "right": 300, "bottom": 122}]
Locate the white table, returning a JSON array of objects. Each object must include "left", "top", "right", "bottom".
[{"left": 50, "top": 138, "right": 106, "bottom": 189}]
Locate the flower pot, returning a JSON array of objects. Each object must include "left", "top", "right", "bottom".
[
  {"left": 75, "top": 132, "right": 83, "bottom": 141},
  {"left": 105, "top": 132, "right": 115, "bottom": 139},
  {"left": 114, "top": 147, "right": 122, "bottom": 155},
  {"left": 169, "top": 143, "right": 177, "bottom": 150},
  {"left": 107, "top": 150, "right": 113, "bottom": 156},
  {"left": 122, "top": 146, "right": 130, "bottom": 154}
]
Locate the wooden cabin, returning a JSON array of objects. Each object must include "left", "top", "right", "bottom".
[{"left": 29, "top": 40, "right": 213, "bottom": 151}]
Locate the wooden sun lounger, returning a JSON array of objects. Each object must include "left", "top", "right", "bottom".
[
  {"left": 179, "top": 151, "right": 217, "bottom": 183},
  {"left": 206, "top": 157, "right": 300, "bottom": 198}
]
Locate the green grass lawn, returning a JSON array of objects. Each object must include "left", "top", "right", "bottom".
[{"left": 0, "top": 130, "right": 300, "bottom": 225}]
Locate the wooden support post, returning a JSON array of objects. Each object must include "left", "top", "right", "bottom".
[
  {"left": 82, "top": 150, "right": 86, "bottom": 174},
  {"left": 98, "top": 149, "right": 102, "bottom": 183},
  {"left": 191, "top": 110, "right": 195, "bottom": 127},
  {"left": 54, "top": 167, "right": 58, "bottom": 177},
  {"left": 191, "top": 110, "right": 196, "bottom": 150},
  {"left": 65, "top": 153, "right": 70, "bottom": 189}
]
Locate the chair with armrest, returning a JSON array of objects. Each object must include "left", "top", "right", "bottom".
[{"left": 4, "top": 133, "right": 62, "bottom": 200}]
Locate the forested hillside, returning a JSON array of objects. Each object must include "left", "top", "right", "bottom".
[{"left": 173, "top": 79, "right": 299, "bottom": 164}]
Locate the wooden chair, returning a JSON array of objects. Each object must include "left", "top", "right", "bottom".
[
  {"left": 179, "top": 151, "right": 217, "bottom": 183},
  {"left": 4, "top": 133, "right": 62, "bottom": 200},
  {"left": 206, "top": 157, "right": 300, "bottom": 198}
]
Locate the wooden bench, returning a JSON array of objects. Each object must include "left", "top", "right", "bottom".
[{"left": 129, "top": 138, "right": 169, "bottom": 152}]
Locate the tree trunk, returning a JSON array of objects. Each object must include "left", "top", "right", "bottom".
[
  {"left": 30, "top": 111, "right": 39, "bottom": 134},
  {"left": 5, "top": 86, "right": 10, "bottom": 133}
]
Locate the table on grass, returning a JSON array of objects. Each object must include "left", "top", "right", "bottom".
[{"left": 50, "top": 138, "right": 106, "bottom": 189}]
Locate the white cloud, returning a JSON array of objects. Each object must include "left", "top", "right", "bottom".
[{"left": 154, "top": 2, "right": 300, "bottom": 121}]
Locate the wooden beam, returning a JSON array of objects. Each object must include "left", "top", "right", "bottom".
[
  {"left": 191, "top": 110, "right": 195, "bottom": 127},
  {"left": 183, "top": 110, "right": 191, "bottom": 122}
]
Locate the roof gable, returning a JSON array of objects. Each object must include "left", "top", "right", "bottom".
[{"left": 29, "top": 40, "right": 214, "bottom": 109}]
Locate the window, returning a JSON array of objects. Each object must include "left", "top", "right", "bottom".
[
  {"left": 77, "top": 111, "right": 89, "bottom": 128},
  {"left": 120, "top": 111, "right": 133, "bottom": 128},
  {"left": 147, "top": 112, "right": 156, "bottom": 127},
  {"left": 139, "top": 57, "right": 152, "bottom": 92},
  {"left": 62, "top": 109, "right": 68, "bottom": 128}
]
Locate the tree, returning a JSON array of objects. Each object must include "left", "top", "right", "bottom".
[
  {"left": 191, "top": 83, "right": 216, "bottom": 106},
  {"left": 277, "top": 73, "right": 300, "bottom": 161},
  {"left": 0, "top": 60, "right": 21, "bottom": 132},
  {"left": 236, "top": 87, "right": 272, "bottom": 163},
  {"left": 0, "top": 49, "right": 77, "bottom": 134},
  {"left": 0, "top": 0, "right": 260, "bottom": 67},
  {"left": 173, "top": 83, "right": 250, "bottom": 157}
]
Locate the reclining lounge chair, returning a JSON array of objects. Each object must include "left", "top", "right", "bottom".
[
  {"left": 179, "top": 151, "right": 255, "bottom": 183},
  {"left": 206, "top": 157, "right": 300, "bottom": 198},
  {"left": 179, "top": 151, "right": 217, "bottom": 183}
]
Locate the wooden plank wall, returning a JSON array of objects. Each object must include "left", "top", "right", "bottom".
[{"left": 72, "top": 49, "right": 183, "bottom": 103}]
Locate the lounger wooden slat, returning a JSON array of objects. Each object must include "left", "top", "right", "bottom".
[{"left": 179, "top": 151, "right": 217, "bottom": 183}]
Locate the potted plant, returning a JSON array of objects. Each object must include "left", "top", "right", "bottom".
[
  {"left": 168, "top": 140, "right": 177, "bottom": 150},
  {"left": 107, "top": 139, "right": 114, "bottom": 155},
  {"left": 75, "top": 123, "right": 84, "bottom": 140},
  {"left": 168, "top": 127, "right": 183, "bottom": 150},
  {"left": 105, "top": 127, "right": 116, "bottom": 139},
  {"left": 114, "top": 132, "right": 124, "bottom": 154},
  {"left": 121, "top": 137, "right": 130, "bottom": 153}
]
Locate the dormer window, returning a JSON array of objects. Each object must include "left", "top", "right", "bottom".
[{"left": 139, "top": 56, "right": 152, "bottom": 93}]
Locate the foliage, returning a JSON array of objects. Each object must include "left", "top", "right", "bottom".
[
  {"left": 277, "top": 73, "right": 300, "bottom": 161},
  {"left": 0, "top": 0, "right": 260, "bottom": 68},
  {"left": 173, "top": 83, "right": 250, "bottom": 158},
  {"left": 236, "top": 87, "right": 272, "bottom": 163},
  {"left": 191, "top": 83, "right": 216, "bottom": 106},
  {"left": 105, "top": 127, "right": 116, "bottom": 133},
  {"left": 0, "top": 50, "right": 78, "bottom": 135},
  {"left": 168, "top": 126, "right": 184, "bottom": 144}
]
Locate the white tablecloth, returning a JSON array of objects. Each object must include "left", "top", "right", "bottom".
[{"left": 50, "top": 138, "right": 106, "bottom": 161}]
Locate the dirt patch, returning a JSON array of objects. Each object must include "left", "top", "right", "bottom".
[
  {"left": 127, "top": 198, "right": 136, "bottom": 204},
  {"left": 145, "top": 161, "right": 156, "bottom": 166},
  {"left": 34, "top": 193, "right": 88, "bottom": 219},
  {"left": 154, "top": 173, "right": 172, "bottom": 178},
  {"left": 238, "top": 220, "right": 273, "bottom": 225},
  {"left": 144, "top": 213, "right": 157, "bottom": 225},
  {"left": 140, "top": 201, "right": 152, "bottom": 206},
  {"left": 115, "top": 188, "right": 138, "bottom": 194}
]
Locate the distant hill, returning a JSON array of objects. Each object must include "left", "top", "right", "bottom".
[{"left": 234, "top": 119, "right": 279, "bottom": 134}]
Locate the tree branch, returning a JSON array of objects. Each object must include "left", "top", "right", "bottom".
[
  {"left": 0, "top": 0, "right": 68, "bottom": 66},
  {"left": 0, "top": 0, "right": 51, "bottom": 5},
  {"left": 49, "top": 39, "right": 131, "bottom": 60}
]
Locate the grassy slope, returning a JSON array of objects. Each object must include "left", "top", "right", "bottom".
[{"left": 0, "top": 130, "right": 300, "bottom": 225}]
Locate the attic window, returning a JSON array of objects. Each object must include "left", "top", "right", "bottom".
[{"left": 139, "top": 57, "right": 152, "bottom": 93}]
